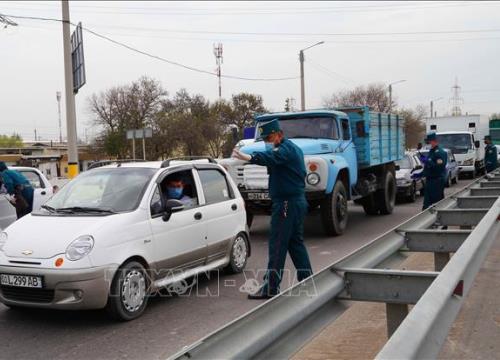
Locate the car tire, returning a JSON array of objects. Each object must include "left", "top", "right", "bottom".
[
  {"left": 106, "top": 261, "right": 149, "bottom": 321},
  {"left": 225, "top": 233, "right": 249, "bottom": 274},
  {"left": 376, "top": 171, "right": 396, "bottom": 215},
  {"left": 452, "top": 174, "right": 458, "bottom": 184},
  {"left": 445, "top": 173, "right": 451, "bottom": 188},
  {"left": 406, "top": 182, "right": 417, "bottom": 203},
  {"left": 321, "top": 180, "right": 348, "bottom": 236}
]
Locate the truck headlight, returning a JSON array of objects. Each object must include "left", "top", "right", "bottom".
[
  {"left": 307, "top": 172, "right": 321, "bottom": 185},
  {"left": 463, "top": 158, "right": 474, "bottom": 166},
  {"left": 0, "top": 232, "right": 7, "bottom": 252},
  {"left": 65, "top": 235, "right": 94, "bottom": 261}
]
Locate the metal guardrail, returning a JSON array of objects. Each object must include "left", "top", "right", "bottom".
[{"left": 170, "top": 171, "right": 500, "bottom": 360}]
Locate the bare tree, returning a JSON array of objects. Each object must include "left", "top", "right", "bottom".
[
  {"left": 397, "top": 105, "right": 427, "bottom": 149},
  {"left": 323, "top": 83, "right": 394, "bottom": 112}
]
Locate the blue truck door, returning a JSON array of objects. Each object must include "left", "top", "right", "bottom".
[{"left": 340, "top": 117, "right": 358, "bottom": 186}]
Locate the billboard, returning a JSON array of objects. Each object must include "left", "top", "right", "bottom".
[{"left": 71, "top": 22, "right": 86, "bottom": 94}]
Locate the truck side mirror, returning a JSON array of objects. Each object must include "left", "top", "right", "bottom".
[
  {"left": 395, "top": 164, "right": 400, "bottom": 171},
  {"left": 474, "top": 140, "right": 480, "bottom": 148},
  {"left": 162, "top": 199, "right": 184, "bottom": 222}
]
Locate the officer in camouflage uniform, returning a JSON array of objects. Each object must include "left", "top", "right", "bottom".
[
  {"left": 232, "top": 119, "right": 313, "bottom": 299},
  {"left": 419, "top": 132, "right": 448, "bottom": 210},
  {"left": 484, "top": 135, "right": 498, "bottom": 173}
]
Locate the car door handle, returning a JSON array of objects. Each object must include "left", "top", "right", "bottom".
[
  {"left": 41, "top": 191, "right": 46, "bottom": 195},
  {"left": 231, "top": 204, "right": 237, "bottom": 211},
  {"left": 194, "top": 212, "right": 202, "bottom": 220}
]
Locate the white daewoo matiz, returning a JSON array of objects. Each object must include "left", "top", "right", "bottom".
[{"left": 0, "top": 158, "right": 250, "bottom": 320}]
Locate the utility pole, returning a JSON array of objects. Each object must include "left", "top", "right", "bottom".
[
  {"left": 299, "top": 41, "right": 324, "bottom": 111},
  {"left": 61, "top": 0, "right": 79, "bottom": 178},
  {"left": 430, "top": 97, "right": 443, "bottom": 118},
  {"left": 34, "top": 129, "right": 37, "bottom": 142},
  {"left": 388, "top": 80, "right": 406, "bottom": 112},
  {"left": 56, "top": 91, "right": 62, "bottom": 143},
  {"left": 213, "top": 43, "right": 223, "bottom": 100},
  {"left": 299, "top": 50, "right": 305, "bottom": 111},
  {"left": 142, "top": 129, "right": 146, "bottom": 161}
]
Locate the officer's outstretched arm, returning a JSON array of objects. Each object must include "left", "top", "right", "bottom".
[{"left": 251, "top": 146, "right": 289, "bottom": 167}]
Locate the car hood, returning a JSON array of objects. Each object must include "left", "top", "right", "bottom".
[
  {"left": 241, "top": 138, "right": 335, "bottom": 155},
  {"left": 2, "top": 214, "right": 113, "bottom": 259},
  {"left": 396, "top": 169, "right": 411, "bottom": 179}
]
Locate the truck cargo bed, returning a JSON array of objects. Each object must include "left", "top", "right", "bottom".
[{"left": 339, "top": 106, "right": 404, "bottom": 168}]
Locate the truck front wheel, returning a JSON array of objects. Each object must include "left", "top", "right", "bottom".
[
  {"left": 321, "top": 180, "right": 348, "bottom": 236},
  {"left": 376, "top": 171, "right": 396, "bottom": 215}
]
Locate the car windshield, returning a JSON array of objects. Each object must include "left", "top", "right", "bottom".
[
  {"left": 256, "top": 116, "right": 338, "bottom": 140},
  {"left": 42, "top": 167, "right": 156, "bottom": 213},
  {"left": 436, "top": 134, "right": 472, "bottom": 154},
  {"left": 396, "top": 156, "right": 412, "bottom": 169}
]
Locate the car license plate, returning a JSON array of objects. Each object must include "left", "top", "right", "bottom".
[
  {"left": 0, "top": 274, "right": 43, "bottom": 288},
  {"left": 247, "top": 192, "right": 270, "bottom": 200}
]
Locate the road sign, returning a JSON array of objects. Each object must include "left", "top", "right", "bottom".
[
  {"left": 71, "top": 22, "right": 86, "bottom": 94},
  {"left": 127, "top": 128, "right": 153, "bottom": 139}
]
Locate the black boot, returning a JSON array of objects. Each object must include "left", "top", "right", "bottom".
[{"left": 247, "top": 288, "right": 278, "bottom": 300}]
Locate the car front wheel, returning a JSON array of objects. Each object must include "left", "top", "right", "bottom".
[
  {"left": 106, "top": 261, "right": 149, "bottom": 321},
  {"left": 225, "top": 233, "right": 249, "bottom": 274}
]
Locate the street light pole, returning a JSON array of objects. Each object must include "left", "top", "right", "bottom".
[
  {"left": 56, "top": 91, "right": 62, "bottom": 143},
  {"left": 430, "top": 97, "right": 443, "bottom": 118},
  {"left": 299, "top": 41, "right": 324, "bottom": 111},
  {"left": 388, "top": 80, "right": 406, "bottom": 112},
  {"left": 61, "top": 0, "right": 79, "bottom": 178}
]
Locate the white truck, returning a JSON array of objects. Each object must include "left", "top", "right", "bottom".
[{"left": 425, "top": 114, "right": 489, "bottom": 177}]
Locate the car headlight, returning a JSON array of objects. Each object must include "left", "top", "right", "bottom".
[
  {"left": 65, "top": 235, "right": 94, "bottom": 261},
  {"left": 463, "top": 158, "right": 474, "bottom": 166},
  {"left": 0, "top": 232, "right": 7, "bottom": 252},
  {"left": 307, "top": 172, "right": 321, "bottom": 185}
]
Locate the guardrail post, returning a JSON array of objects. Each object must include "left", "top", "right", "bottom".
[
  {"left": 386, "top": 303, "right": 408, "bottom": 337},
  {"left": 434, "top": 252, "right": 450, "bottom": 271}
]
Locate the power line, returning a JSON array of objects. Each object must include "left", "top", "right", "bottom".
[{"left": 1, "top": 13, "right": 298, "bottom": 82}]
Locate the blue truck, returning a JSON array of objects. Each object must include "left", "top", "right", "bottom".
[{"left": 221, "top": 106, "right": 405, "bottom": 236}]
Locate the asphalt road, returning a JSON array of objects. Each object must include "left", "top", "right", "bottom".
[{"left": 0, "top": 179, "right": 473, "bottom": 360}]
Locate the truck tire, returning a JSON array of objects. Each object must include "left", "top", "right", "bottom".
[
  {"left": 360, "top": 194, "right": 379, "bottom": 215},
  {"left": 321, "top": 180, "right": 348, "bottom": 236},
  {"left": 376, "top": 170, "right": 396, "bottom": 215}
]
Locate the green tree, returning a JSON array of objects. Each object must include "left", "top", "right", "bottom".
[
  {"left": 224, "top": 93, "right": 267, "bottom": 136},
  {"left": 0, "top": 134, "right": 23, "bottom": 148}
]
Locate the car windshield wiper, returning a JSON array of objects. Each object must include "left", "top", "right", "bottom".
[
  {"left": 55, "top": 206, "right": 116, "bottom": 214},
  {"left": 41, "top": 205, "right": 57, "bottom": 213}
]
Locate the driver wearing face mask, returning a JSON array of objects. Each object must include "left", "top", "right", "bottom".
[{"left": 165, "top": 176, "right": 194, "bottom": 207}]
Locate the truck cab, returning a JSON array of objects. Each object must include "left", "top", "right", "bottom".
[
  {"left": 432, "top": 131, "right": 482, "bottom": 177},
  {"left": 221, "top": 107, "right": 404, "bottom": 236}
]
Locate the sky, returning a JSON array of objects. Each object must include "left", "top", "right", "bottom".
[{"left": 1, "top": 1, "right": 500, "bottom": 142}]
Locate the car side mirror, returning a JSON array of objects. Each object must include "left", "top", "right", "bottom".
[
  {"left": 162, "top": 199, "right": 184, "bottom": 222},
  {"left": 475, "top": 140, "right": 480, "bottom": 148},
  {"left": 395, "top": 165, "right": 400, "bottom": 171},
  {"left": 415, "top": 165, "right": 423, "bottom": 170}
]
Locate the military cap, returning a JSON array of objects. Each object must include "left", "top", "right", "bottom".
[{"left": 257, "top": 118, "right": 281, "bottom": 140}]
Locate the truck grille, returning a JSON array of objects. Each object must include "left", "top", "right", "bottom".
[
  {"left": 1, "top": 285, "right": 54, "bottom": 303},
  {"left": 243, "top": 165, "right": 269, "bottom": 190}
]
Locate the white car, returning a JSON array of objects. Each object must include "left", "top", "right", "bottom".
[
  {"left": 0, "top": 159, "right": 249, "bottom": 320},
  {"left": 0, "top": 167, "right": 53, "bottom": 230}
]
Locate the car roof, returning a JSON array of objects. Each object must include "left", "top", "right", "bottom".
[
  {"left": 9, "top": 166, "right": 41, "bottom": 172},
  {"left": 98, "top": 159, "right": 221, "bottom": 170}
]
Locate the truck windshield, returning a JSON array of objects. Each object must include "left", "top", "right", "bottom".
[
  {"left": 42, "top": 167, "right": 156, "bottom": 214},
  {"left": 256, "top": 117, "right": 338, "bottom": 140},
  {"left": 436, "top": 134, "right": 472, "bottom": 154}
]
